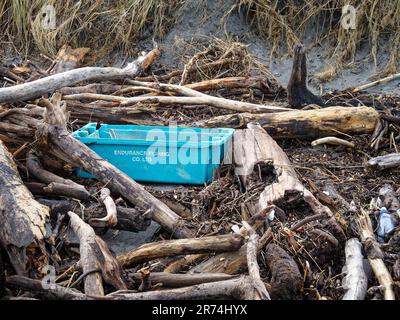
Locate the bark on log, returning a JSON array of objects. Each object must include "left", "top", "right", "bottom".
[
  {"left": 193, "top": 106, "right": 379, "bottom": 139},
  {"left": 368, "top": 153, "right": 400, "bottom": 170},
  {"left": 37, "top": 94, "right": 193, "bottom": 239},
  {"left": 117, "top": 234, "right": 244, "bottom": 269},
  {"left": 0, "top": 49, "right": 160, "bottom": 104},
  {"left": 357, "top": 208, "right": 396, "bottom": 300},
  {"left": 108, "top": 276, "right": 268, "bottom": 300},
  {"left": 0, "top": 140, "right": 50, "bottom": 275},
  {"left": 287, "top": 44, "right": 324, "bottom": 108},
  {"left": 130, "top": 272, "right": 236, "bottom": 288},
  {"left": 265, "top": 244, "right": 303, "bottom": 300},
  {"left": 37, "top": 198, "right": 151, "bottom": 232},
  {"left": 342, "top": 238, "right": 368, "bottom": 300}
]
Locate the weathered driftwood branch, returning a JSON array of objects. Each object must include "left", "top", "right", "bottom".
[
  {"left": 117, "top": 234, "right": 244, "bottom": 269},
  {"left": 37, "top": 94, "right": 193, "bottom": 239},
  {"left": 287, "top": 44, "right": 324, "bottom": 108},
  {"left": 0, "top": 48, "right": 160, "bottom": 104},
  {"left": 189, "top": 229, "right": 273, "bottom": 275},
  {"left": 0, "top": 140, "right": 50, "bottom": 275},
  {"left": 6, "top": 276, "right": 89, "bottom": 300},
  {"left": 108, "top": 276, "right": 268, "bottom": 300},
  {"left": 357, "top": 208, "right": 396, "bottom": 300},
  {"left": 68, "top": 211, "right": 127, "bottom": 295},
  {"left": 352, "top": 72, "right": 400, "bottom": 93},
  {"left": 265, "top": 244, "right": 303, "bottom": 300},
  {"left": 243, "top": 221, "right": 271, "bottom": 300},
  {"left": 193, "top": 106, "right": 379, "bottom": 139},
  {"left": 37, "top": 198, "right": 151, "bottom": 232},
  {"left": 89, "top": 188, "right": 118, "bottom": 228},
  {"left": 368, "top": 153, "right": 400, "bottom": 170},
  {"left": 64, "top": 92, "right": 290, "bottom": 114},
  {"left": 342, "top": 238, "right": 368, "bottom": 300},
  {"left": 26, "top": 182, "right": 91, "bottom": 201},
  {"left": 130, "top": 272, "right": 236, "bottom": 288},
  {"left": 311, "top": 137, "right": 355, "bottom": 148},
  {"left": 26, "top": 150, "right": 88, "bottom": 192}
]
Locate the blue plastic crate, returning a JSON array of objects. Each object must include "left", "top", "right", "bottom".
[{"left": 72, "top": 123, "right": 234, "bottom": 185}]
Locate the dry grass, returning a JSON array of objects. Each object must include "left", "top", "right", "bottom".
[
  {"left": 0, "top": 0, "right": 182, "bottom": 58},
  {"left": 238, "top": 0, "right": 400, "bottom": 80},
  {"left": 173, "top": 36, "right": 278, "bottom": 82}
]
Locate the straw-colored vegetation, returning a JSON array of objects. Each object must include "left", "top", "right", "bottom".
[
  {"left": 173, "top": 36, "right": 277, "bottom": 82},
  {"left": 0, "top": 0, "right": 182, "bottom": 57},
  {"left": 0, "top": 0, "right": 399, "bottom": 81},
  {"left": 238, "top": 0, "right": 400, "bottom": 80}
]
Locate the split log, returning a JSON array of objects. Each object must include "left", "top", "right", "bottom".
[
  {"left": 117, "top": 234, "right": 244, "bottom": 269},
  {"left": 108, "top": 276, "right": 268, "bottom": 300},
  {"left": 193, "top": 106, "right": 379, "bottom": 139},
  {"left": 68, "top": 211, "right": 126, "bottom": 295},
  {"left": 0, "top": 140, "right": 50, "bottom": 275},
  {"left": 368, "top": 153, "right": 400, "bottom": 170},
  {"left": 37, "top": 94, "right": 193, "bottom": 239},
  {"left": 130, "top": 272, "right": 236, "bottom": 288},
  {"left": 287, "top": 44, "right": 324, "bottom": 108},
  {"left": 342, "top": 238, "right": 368, "bottom": 300},
  {"left": 265, "top": 244, "right": 303, "bottom": 300},
  {"left": 0, "top": 49, "right": 160, "bottom": 104},
  {"left": 6, "top": 275, "right": 89, "bottom": 300},
  {"left": 239, "top": 124, "right": 343, "bottom": 226},
  {"left": 37, "top": 198, "right": 151, "bottom": 232},
  {"left": 357, "top": 208, "right": 396, "bottom": 300}
]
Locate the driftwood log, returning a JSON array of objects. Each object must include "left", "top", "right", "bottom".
[
  {"left": 37, "top": 93, "right": 193, "bottom": 239},
  {"left": 117, "top": 234, "right": 244, "bottom": 269},
  {"left": 240, "top": 124, "right": 346, "bottom": 231},
  {"left": 368, "top": 153, "right": 400, "bottom": 170},
  {"left": 108, "top": 276, "right": 268, "bottom": 300},
  {"left": 0, "top": 49, "right": 160, "bottom": 104},
  {"left": 68, "top": 211, "right": 126, "bottom": 295},
  {"left": 6, "top": 275, "right": 89, "bottom": 300},
  {"left": 0, "top": 140, "right": 50, "bottom": 275},
  {"left": 130, "top": 272, "right": 236, "bottom": 289},
  {"left": 287, "top": 44, "right": 324, "bottom": 108},
  {"left": 194, "top": 106, "right": 379, "bottom": 139},
  {"left": 342, "top": 238, "right": 368, "bottom": 300}
]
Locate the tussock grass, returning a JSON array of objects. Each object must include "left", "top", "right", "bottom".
[
  {"left": 0, "top": 0, "right": 182, "bottom": 58},
  {"left": 238, "top": 0, "right": 400, "bottom": 80}
]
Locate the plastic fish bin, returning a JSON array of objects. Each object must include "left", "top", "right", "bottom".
[{"left": 72, "top": 123, "right": 234, "bottom": 185}]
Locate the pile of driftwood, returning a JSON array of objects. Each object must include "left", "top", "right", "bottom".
[{"left": 0, "top": 44, "right": 399, "bottom": 300}]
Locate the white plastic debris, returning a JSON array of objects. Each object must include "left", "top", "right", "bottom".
[{"left": 377, "top": 207, "right": 396, "bottom": 243}]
